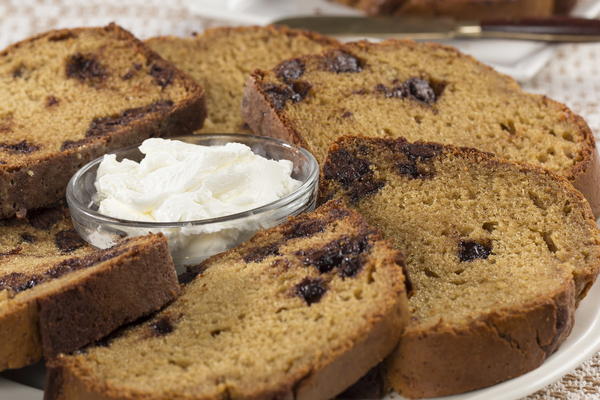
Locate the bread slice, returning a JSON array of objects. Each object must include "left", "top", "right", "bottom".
[
  {"left": 46, "top": 201, "right": 409, "bottom": 400},
  {"left": 319, "top": 136, "right": 600, "bottom": 398},
  {"left": 0, "top": 206, "right": 179, "bottom": 371},
  {"left": 334, "top": 0, "right": 574, "bottom": 18},
  {"left": 242, "top": 39, "right": 600, "bottom": 216},
  {"left": 0, "top": 23, "right": 206, "bottom": 219},
  {"left": 146, "top": 25, "right": 337, "bottom": 134}
]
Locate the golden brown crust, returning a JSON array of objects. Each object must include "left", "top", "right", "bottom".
[
  {"left": 0, "top": 234, "right": 179, "bottom": 370},
  {"left": 0, "top": 24, "right": 206, "bottom": 218},
  {"left": 38, "top": 235, "right": 179, "bottom": 358},
  {"left": 386, "top": 281, "right": 576, "bottom": 398},
  {"left": 46, "top": 201, "right": 410, "bottom": 400},
  {"left": 319, "top": 136, "right": 600, "bottom": 397}
]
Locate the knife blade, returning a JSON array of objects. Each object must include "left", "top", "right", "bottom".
[{"left": 272, "top": 15, "right": 600, "bottom": 42}]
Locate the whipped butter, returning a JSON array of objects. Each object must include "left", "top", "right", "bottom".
[{"left": 94, "top": 138, "right": 302, "bottom": 264}]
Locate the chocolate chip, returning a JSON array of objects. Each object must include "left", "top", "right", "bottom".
[
  {"left": 0, "top": 140, "right": 40, "bottom": 154},
  {"left": 341, "top": 111, "right": 353, "bottom": 118},
  {"left": 404, "top": 143, "right": 442, "bottom": 160},
  {"left": 46, "top": 96, "right": 59, "bottom": 107},
  {"left": 290, "top": 80, "right": 312, "bottom": 103},
  {"left": 149, "top": 316, "right": 174, "bottom": 336},
  {"left": 392, "top": 141, "right": 442, "bottom": 180},
  {"left": 406, "top": 77, "right": 437, "bottom": 104},
  {"left": 0, "top": 272, "right": 43, "bottom": 293},
  {"left": 122, "top": 62, "right": 143, "bottom": 80},
  {"left": 66, "top": 53, "right": 107, "bottom": 82},
  {"left": 243, "top": 243, "right": 280, "bottom": 263},
  {"left": 295, "top": 277, "right": 327, "bottom": 305},
  {"left": 121, "top": 71, "right": 135, "bottom": 80},
  {"left": 296, "top": 234, "right": 372, "bottom": 278},
  {"left": 28, "top": 207, "right": 63, "bottom": 230},
  {"left": 262, "top": 81, "right": 311, "bottom": 111},
  {"left": 276, "top": 59, "right": 305, "bottom": 83},
  {"left": 262, "top": 83, "right": 292, "bottom": 111},
  {"left": 323, "top": 148, "right": 384, "bottom": 203},
  {"left": 48, "top": 32, "right": 77, "bottom": 41},
  {"left": 149, "top": 62, "right": 174, "bottom": 88},
  {"left": 324, "top": 50, "right": 363, "bottom": 73},
  {"left": 375, "top": 78, "right": 439, "bottom": 105},
  {"left": 375, "top": 83, "right": 407, "bottom": 99},
  {"left": 20, "top": 233, "right": 36, "bottom": 243},
  {"left": 0, "top": 247, "right": 22, "bottom": 257},
  {"left": 86, "top": 100, "right": 174, "bottom": 137},
  {"left": 458, "top": 240, "right": 492, "bottom": 262},
  {"left": 284, "top": 218, "right": 326, "bottom": 240},
  {"left": 12, "top": 65, "right": 25, "bottom": 79},
  {"left": 55, "top": 229, "right": 85, "bottom": 253}
]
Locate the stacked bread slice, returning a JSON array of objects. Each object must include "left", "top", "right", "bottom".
[
  {"left": 146, "top": 25, "right": 337, "bottom": 133},
  {"left": 46, "top": 201, "right": 410, "bottom": 400},
  {"left": 0, "top": 206, "right": 179, "bottom": 371},
  {"left": 242, "top": 39, "right": 600, "bottom": 216},
  {"left": 0, "top": 24, "right": 202, "bottom": 371},
  {"left": 319, "top": 136, "right": 600, "bottom": 397},
  {"left": 0, "top": 23, "right": 206, "bottom": 219}
]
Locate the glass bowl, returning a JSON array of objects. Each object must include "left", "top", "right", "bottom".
[{"left": 66, "top": 134, "right": 319, "bottom": 267}]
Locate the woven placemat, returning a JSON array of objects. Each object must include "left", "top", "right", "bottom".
[{"left": 0, "top": 0, "right": 598, "bottom": 398}]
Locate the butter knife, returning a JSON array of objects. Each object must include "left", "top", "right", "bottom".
[{"left": 272, "top": 16, "right": 600, "bottom": 42}]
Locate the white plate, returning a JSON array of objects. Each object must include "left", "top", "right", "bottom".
[
  {"left": 183, "top": 0, "right": 600, "bottom": 81},
  {"left": 2, "top": 262, "right": 600, "bottom": 399}
]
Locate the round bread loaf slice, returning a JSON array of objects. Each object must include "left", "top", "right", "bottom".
[
  {"left": 0, "top": 23, "right": 206, "bottom": 219},
  {"left": 46, "top": 201, "right": 409, "bottom": 400},
  {"left": 0, "top": 206, "right": 179, "bottom": 371},
  {"left": 242, "top": 39, "right": 600, "bottom": 216},
  {"left": 319, "top": 136, "right": 600, "bottom": 398},
  {"left": 333, "top": 0, "right": 571, "bottom": 19},
  {"left": 146, "top": 25, "right": 337, "bottom": 134}
]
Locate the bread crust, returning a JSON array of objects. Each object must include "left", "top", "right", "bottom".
[
  {"left": 386, "top": 281, "right": 576, "bottom": 398},
  {"left": 0, "top": 24, "right": 206, "bottom": 219},
  {"left": 0, "top": 234, "right": 179, "bottom": 371},
  {"left": 242, "top": 39, "right": 600, "bottom": 217},
  {"left": 45, "top": 201, "right": 410, "bottom": 400},
  {"left": 319, "top": 136, "right": 600, "bottom": 397}
]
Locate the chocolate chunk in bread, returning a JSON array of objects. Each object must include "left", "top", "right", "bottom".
[
  {"left": 48, "top": 201, "right": 409, "bottom": 400},
  {"left": 320, "top": 136, "right": 600, "bottom": 397},
  {"left": 0, "top": 23, "right": 206, "bottom": 219}
]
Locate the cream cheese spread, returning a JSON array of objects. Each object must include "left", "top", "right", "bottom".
[{"left": 94, "top": 138, "right": 302, "bottom": 264}]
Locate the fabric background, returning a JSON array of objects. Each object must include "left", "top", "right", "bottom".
[{"left": 0, "top": 0, "right": 599, "bottom": 398}]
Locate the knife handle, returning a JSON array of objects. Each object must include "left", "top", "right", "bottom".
[{"left": 480, "top": 16, "right": 600, "bottom": 42}]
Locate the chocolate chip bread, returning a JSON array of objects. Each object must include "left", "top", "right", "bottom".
[
  {"left": 146, "top": 25, "right": 337, "bottom": 134},
  {"left": 335, "top": 0, "right": 576, "bottom": 18},
  {"left": 319, "top": 136, "right": 600, "bottom": 398},
  {"left": 242, "top": 40, "right": 600, "bottom": 216},
  {"left": 0, "top": 206, "right": 179, "bottom": 371},
  {"left": 0, "top": 23, "right": 206, "bottom": 219},
  {"left": 46, "top": 201, "right": 409, "bottom": 400}
]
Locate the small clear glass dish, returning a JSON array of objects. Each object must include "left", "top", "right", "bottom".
[{"left": 66, "top": 134, "right": 319, "bottom": 267}]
